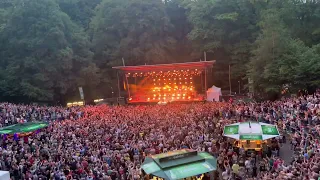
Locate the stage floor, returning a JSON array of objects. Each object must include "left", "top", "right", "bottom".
[{"left": 127, "top": 99, "right": 204, "bottom": 105}]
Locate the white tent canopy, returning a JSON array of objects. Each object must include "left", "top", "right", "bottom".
[
  {"left": 206, "top": 85, "right": 222, "bottom": 102},
  {"left": 223, "top": 122, "right": 280, "bottom": 140},
  {"left": 0, "top": 171, "right": 10, "bottom": 180}
]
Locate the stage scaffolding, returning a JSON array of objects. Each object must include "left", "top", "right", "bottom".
[{"left": 113, "top": 61, "right": 215, "bottom": 104}]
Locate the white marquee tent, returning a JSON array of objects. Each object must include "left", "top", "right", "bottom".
[
  {"left": 0, "top": 171, "right": 10, "bottom": 180},
  {"left": 206, "top": 85, "right": 222, "bottom": 102}
]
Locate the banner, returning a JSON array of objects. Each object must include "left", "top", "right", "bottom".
[
  {"left": 224, "top": 125, "right": 239, "bottom": 135},
  {"left": 79, "top": 87, "right": 84, "bottom": 100},
  {"left": 261, "top": 125, "right": 279, "bottom": 135},
  {"left": 239, "top": 135, "right": 263, "bottom": 140}
]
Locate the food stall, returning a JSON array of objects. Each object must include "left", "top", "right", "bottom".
[
  {"left": 223, "top": 122, "right": 280, "bottom": 152},
  {"left": 142, "top": 149, "right": 217, "bottom": 180}
]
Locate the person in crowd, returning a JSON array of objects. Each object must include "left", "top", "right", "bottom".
[{"left": 0, "top": 90, "right": 319, "bottom": 180}]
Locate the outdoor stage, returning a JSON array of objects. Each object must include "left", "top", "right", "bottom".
[{"left": 113, "top": 61, "right": 215, "bottom": 104}]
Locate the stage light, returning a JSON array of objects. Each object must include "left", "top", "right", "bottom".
[
  {"left": 163, "top": 97, "right": 166, "bottom": 100},
  {"left": 129, "top": 98, "right": 132, "bottom": 101},
  {"left": 153, "top": 94, "right": 156, "bottom": 97},
  {"left": 191, "top": 82, "right": 193, "bottom": 84},
  {"left": 164, "top": 94, "right": 166, "bottom": 97},
  {"left": 153, "top": 98, "right": 155, "bottom": 100},
  {"left": 190, "top": 77, "right": 192, "bottom": 79},
  {"left": 188, "top": 96, "right": 191, "bottom": 99},
  {"left": 159, "top": 94, "right": 161, "bottom": 97},
  {"left": 158, "top": 79, "right": 160, "bottom": 81},
  {"left": 172, "top": 94, "right": 175, "bottom": 96},
  {"left": 147, "top": 98, "right": 150, "bottom": 101},
  {"left": 158, "top": 98, "right": 161, "bottom": 100},
  {"left": 183, "top": 94, "right": 185, "bottom": 96},
  {"left": 179, "top": 78, "right": 181, "bottom": 80},
  {"left": 177, "top": 97, "right": 180, "bottom": 99},
  {"left": 177, "top": 94, "right": 180, "bottom": 96},
  {"left": 153, "top": 79, "right": 155, "bottom": 81},
  {"left": 185, "top": 78, "right": 187, "bottom": 80},
  {"left": 172, "top": 97, "right": 175, "bottom": 100},
  {"left": 153, "top": 89, "right": 155, "bottom": 92},
  {"left": 183, "top": 97, "right": 185, "bottom": 99}
]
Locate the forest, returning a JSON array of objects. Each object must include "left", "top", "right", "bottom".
[{"left": 0, "top": 0, "right": 319, "bottom": 104}]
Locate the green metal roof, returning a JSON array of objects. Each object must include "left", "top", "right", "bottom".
[{"left": 142, "top": 150, "right": 217, "bottom": 180}]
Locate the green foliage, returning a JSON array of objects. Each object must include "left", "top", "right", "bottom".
[
  {"left": 0, "top": 0, "right": 319, "bottom": 103},
  {"left": 90, "top": 0, "right": 176, "bottom": 66},
  {"left": 248, "top": 2, "right": 320, "bottom": 94},
  {"left": 0, "top": 0, "right": 98, "bottom": 102}
]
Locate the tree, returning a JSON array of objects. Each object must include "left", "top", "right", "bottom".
[
  {"left": 0, "top": 0, "right": 97, "bottom": 103},
  {"left": 90, "top": 0, "right": 176, "bottom": 67},
  {"left": 164, "top": 0, "right": 195, "bottom": 62},
  {"left": 184, "top": 0, "right": 263, "bottom": 89},
  {"left": 57, "top": 0, "right": 102, "bottom": 30},
  {"left": 248, "top": 5, "right": 320, "bottom": 94}
]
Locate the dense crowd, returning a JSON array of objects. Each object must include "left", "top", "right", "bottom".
[
  {"left": 0, "top": 103, "right": 83, "bottom": 126},
  {"left": 0, "top": 92, "right": 319, "bottom": 180}
]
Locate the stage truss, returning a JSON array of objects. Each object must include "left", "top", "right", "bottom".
[{"left": 113, "top": 61, "right": 215, "bottom": 103}]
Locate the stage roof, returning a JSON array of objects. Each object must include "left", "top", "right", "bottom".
[{"left": 112, "top": 61, "right": 215, "bottom": 72}]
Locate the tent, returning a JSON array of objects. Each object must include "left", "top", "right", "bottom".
[
  {"left": 142, "top": 149, "right": 217, "bottom": 180},
  {"left": 0, "top": 171, "right": 10, "bottom": 180},
  {"left": 223, "top": 122, "right": 280, "bottom": 140},
  {"left": 206, "top": 85, "right": 222, "bottom": 102}
]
